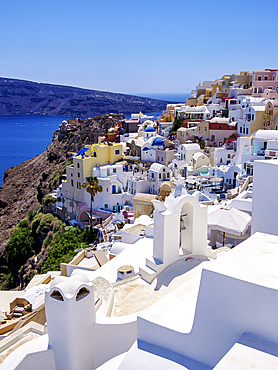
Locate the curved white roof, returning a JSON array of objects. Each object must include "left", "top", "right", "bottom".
[
  {"left": 254, "top": 130, "right": 278, "bottom": 140},
  {"left": 179, "top": 143, "right": 200, "bottom": 150},
  {"left": 149, "top": 163, "right": 167, "bottom": 172},
  {"left": 193, "top": 152, "right": 207, "bottom": 160}
]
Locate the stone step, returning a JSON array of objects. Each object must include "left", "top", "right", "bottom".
[{"left": 139, "top": 266, "right": 158, "bottom": 284}]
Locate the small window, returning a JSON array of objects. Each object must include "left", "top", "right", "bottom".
[
  {"left": 71, "top": 173, "right": 73, "bottom": 177},
  {"left": 76, "top": 287, "right": 90, "bottom": 301},
  {"left": 240, "top": 127, "right": 242, "bottom": 133},
  {"left": 157, "top": 156, "right": 159, "bottom": 161},
  {"left": 264, "top": 75, "right": 268, "bottom": 81},
  {"left": 77, "top": 163, "right": 80, "bottom": 168},
  {"left": 115, "top": 149, "right": 120, "bottom": 155},
  {"left": 104, "top": 204, "right": 108, "bottom": 208},
  {"left": 50, "top": 290, "right": 64, "bottom": 301},
  {"left": 252, "top": 114, "right": 254, "bottom": 121},
  {"left": 71, "top": 180, "right": 73, "bottom": 187},
  {"left": 218, "top": 126, "right": 221, "bottom": 129},
  {"left": 78, "top": 172, "right": 80, "bottom": 178},
  {"left": 159, "top": 174, "right": 161, "bottom": 179},
  {"left": 205, "top": 127, "right": 207, "bottom": 131},
  {"left": 246, "top": 128, "right": 249, "bottom": 134},
  {"left": 258, "top": 75, "right": 262, "bottom": 81},
  {"left": 113, "top": 168, "right": 116, "bottom": 173}
]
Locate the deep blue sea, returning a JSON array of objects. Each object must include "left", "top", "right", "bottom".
[
  {"left": 0, "top": 116, "right": 72, "bottom": 186},
  {"left": 0, "top": 93, "right": 190, "bottom": 187}
]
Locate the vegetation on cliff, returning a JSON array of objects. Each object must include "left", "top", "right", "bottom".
[
  {"left": 0, "top": 210, "right": 97, "bottom": 290},
  {"left": 0, "top": 113, "right": 124, "bottom": 289}
]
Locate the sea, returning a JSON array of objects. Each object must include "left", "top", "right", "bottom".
[{"left": 0, "top": 93, "right": 190, "bottom": 187}]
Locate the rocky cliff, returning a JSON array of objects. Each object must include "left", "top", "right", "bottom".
[
  {"left": 0, "top": 114, "right": 124, "bottom": 255},
  {"left": 0, "top": 78, "right": 170, "bottom": 116}
]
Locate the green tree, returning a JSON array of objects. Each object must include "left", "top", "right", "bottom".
[
  {"left": 5, "top": 225, "right": 35, "bottom": 277},
  {"left": 81, "top": 176, "right": 103, "bottom": 233}
]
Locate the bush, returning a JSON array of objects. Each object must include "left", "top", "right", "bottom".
[
  {"left": 18, "top": 218, "right": 29, "bottom": 229},
  {"left": 31, "top": 213, "right": 55, "bottom": 237},
  {"left": 28, "top": 210, "right": 37, "bottom": 222},
  {"left": 5, "top": 227, "right": 35, "bottom": 275},
  {"left": 41, "top": 227, "right": 98, "bottom": 273}
]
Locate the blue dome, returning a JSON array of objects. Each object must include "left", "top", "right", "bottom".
[
  {"left": 144, "top": 126, "right": 156, "bottom": 132},
  {"left": 142, "top": 147, "right": 149, "bottom": 151},
  {"left": 152, "top": 138, "right": 164, "bottom": 146}
]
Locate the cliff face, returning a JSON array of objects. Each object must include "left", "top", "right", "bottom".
[
  {"left": 0, "top": 114, "right": 124, "bottom": 254},
  {"left": 0, "top": 78, "right": 170, "bottom": 116}
]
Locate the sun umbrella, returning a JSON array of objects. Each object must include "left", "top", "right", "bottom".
[{"left": 207, "top": 205, "right": 252, "bottom": 247}]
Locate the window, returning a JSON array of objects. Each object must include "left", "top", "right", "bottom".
[
  {"left": 77, "top": 163, "right": 80, "bottom": 168},
  {"left": 113, "top": 168, "right": 116, "bottom": 173},
  {"left": 106, "top": 188, "right": 108, "bottom": 192},
  {"left": 205, "top": 126, "right": 207, "bottom": 131},
  {"left": 252, "top": 114, "right": 254, "bottom": 121},
  {"left": 246, "top": 128, "right": 249, "bottom": 134},
  {"left": 268, "top": 86, "right": 273, "bottom": 90},
  {"left": 77, "top": 182, "right": 79, "bottom": 189},
  {"left": 258, "top": 75, "right": 262, "bottom": 81},
  {"left": 167, "top": 172, "right": 169, "bottom": 178},
  {"left": 71, "top": 173, "right": 73, "bottom": 177},
  {"left": 159, "top": 174, "right": 161, "bottom": 179},
  {"left": 157, "top": 156, "right": 159, "bottom": 161},
  {"left": 79, "top": 182, "right": 81, "bottom": 189},
  {"left": 94, "top": 152, "right": 96, "bottom": 157},
  {"left": 104, "top": 204, "right": 108, "bottom": 208},
  {"left": 71, "top": 180, "right": 73, "bottom": 187},
  {"left": 228, "top": 154, "right": 231, "bottom": 158},
  {"left": 240, "top": 127, "right": 242, "bottom": 133},
  {"left": 218, "top": 125, "right": 221, "bottom": 129},
  {"left": 211, "top": 135, "right": 215, "bottom": 141},
  {"left": 152, "top": 173, "right": 154, "bottom": 179},
  {"left": 243, "top": 127, "right": 245, "bottom": 134},
  {"left": 115, "top": 149, "right": 120, "bottom": 155},
  {"left": 78, "top": 172, "right": 80, "bottom": 178},
  {"left": 264, "top": 75, "right": 268, "bottom": 81}
]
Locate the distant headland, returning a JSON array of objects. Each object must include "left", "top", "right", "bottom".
[{"left": 0, "top": 77, "right": 172, "bottom": 117}]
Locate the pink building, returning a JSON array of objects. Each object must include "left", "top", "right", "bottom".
[{"left": 252, "top": 69, "right": 278, "bottom": 94}]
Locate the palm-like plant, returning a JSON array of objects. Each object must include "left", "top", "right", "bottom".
[{"left": 81, "top": 176, "right": 103, "bottom": 233}]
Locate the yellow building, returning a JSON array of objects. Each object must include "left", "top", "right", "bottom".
[
  {"left": 264, "top": 101, "right": 278, "bottom": 130},
  {"left": 196, "top": 120, "right": 209, "bottom": 137},
  {"left": 63, "top": 143, "right": 123, "bottom": 202}
]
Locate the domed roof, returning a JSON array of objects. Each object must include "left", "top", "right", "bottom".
[
  {"left": 152, "top": 137, "right": 164, "bottom": 146},
  {"left": 144, "top": 126, "right": 156, "bottom": 132}
]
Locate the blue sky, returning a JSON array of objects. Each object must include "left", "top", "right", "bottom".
[{"left": 0, "top": 0, "right": 277, "bottom": 95}]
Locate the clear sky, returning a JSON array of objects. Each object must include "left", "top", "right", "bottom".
[{"left": 0, "top": 0, "right": 277, "bottom": 95}]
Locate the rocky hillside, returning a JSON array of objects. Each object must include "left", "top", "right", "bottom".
[
  {"left": 0, "top": 114, "right": 124, "bottom": 255},
  {"left": 0, "top": 78, "right": 170, "bottom": 116}
]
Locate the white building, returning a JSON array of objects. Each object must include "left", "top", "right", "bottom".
[
  {"left": 84, "top": 164, "right": 134, "bottom": 213},
  {"left": 148, "top": 163, "right": 171, "bottom": 194}
]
